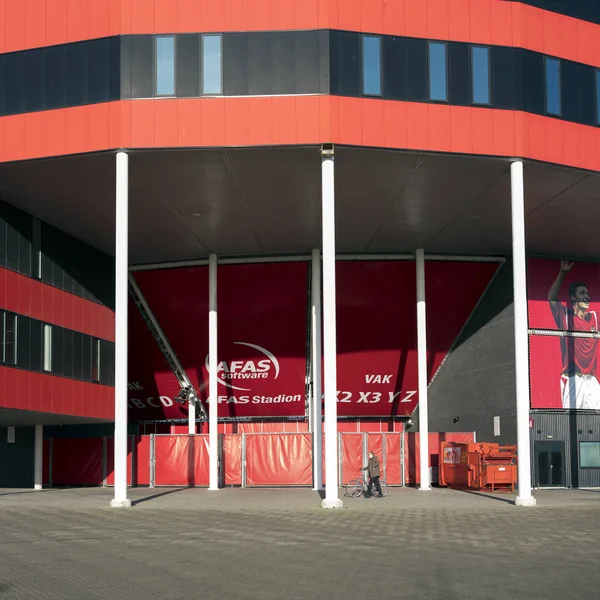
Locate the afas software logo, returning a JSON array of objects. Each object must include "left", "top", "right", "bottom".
[{"left": 205, "top": 342, "right": 280, "bottom": 391}]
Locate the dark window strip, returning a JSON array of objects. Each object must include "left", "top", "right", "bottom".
[
  {"left": 510, "top": 0, "right": 600, "bottom": 27},
  {"left": 0, "top": 31, "right": 599, "bottom": 130},
  {"left": 0, "top": 309, "right": 115, "bottom": 386},
  {"left": 0, "top": 199, "right": 114, "bottom": 309}
]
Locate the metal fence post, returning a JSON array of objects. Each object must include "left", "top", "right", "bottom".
[
  {"left": 401, "top": 429, "right": 406, "bottom": 487},
  {"left": 241, "top": 433, "right": 247, "bottom": 488},
  {"left": 150, "top": 434, "right": 156, "bottom": 488},
  {"left": 382, "top": 433, "right": 387, "bottom": 481}
]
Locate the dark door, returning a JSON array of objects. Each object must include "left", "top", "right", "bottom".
[{"left": 534, "top": 441, "right": 565, "bottom": 487}]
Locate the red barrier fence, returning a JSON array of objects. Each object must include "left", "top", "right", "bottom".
[{"left": 40, "top": 431, "right": 475, "bottom": 487}]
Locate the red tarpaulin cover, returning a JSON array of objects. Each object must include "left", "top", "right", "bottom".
[
  {"left": 222, "top": 434, "right": 242, "bottom": 485},
  {"left": 245, "top": 433, "right": 312, "bottom": 486},
  {"left": 404, "top": 432, "right": 475, "bottom": 485},
  {"left": 52, "top": 438, "right": 103, "bottom": 485},
  {"left": 340, "top": 433, "right": 363, "bottom": 484},
  {"left": 154, "top": 435, "right": 210, "bottom": 486},
  {"left": 134, "top": 435, "right": 151, "bottom": 486},
  {"left": 384, "top": 433, "right": 402, "bottom": 485},
  {"left": 335, "top": 260, "right": 499, "bottom": 417},
  {"left": 129, "top": 262, "right": 309, "bottom": 420}
]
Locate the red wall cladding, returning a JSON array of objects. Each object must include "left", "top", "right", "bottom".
[
  {"left": 0, "top": 267, "right": 115, "bottom": 342},
  {"left": 0, "top": 366, "right": 114, "bottom": 418},
  {"left": 2, "top": 98, "right": 599, "bottom": 173},
  {"left": 2, "top": 0, "right": 598, "bottom": 70}
]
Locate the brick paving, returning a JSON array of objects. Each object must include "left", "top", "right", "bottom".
[{"left": 0, "top": 486, "right": 599, "bottom": 600}]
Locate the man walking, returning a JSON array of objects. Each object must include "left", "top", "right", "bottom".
[{"left": 363, "top": 451, "right": 383, "bottom": 498}]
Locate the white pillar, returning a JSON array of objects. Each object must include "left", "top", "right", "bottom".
[
  {"left": 34, "top": 425, "right": 43, "bottom": 490},
  {"left": 511, "top": 160, "right": 536, "bottom": 506},
  {"left": 416, "top": 248, "right": 431, "bottom": 491},
  {"left": 188, "top": 400, "right": 196, "bottom": 435},
  {"left": 111, "top": 151, "right": 131, "bottom": 508},
  {"left": 320, "top": 146, "right": 342, "bottom": 508},
  {"left": 208, "top": 253, "right": 219, "bottom": 491},
  {"left": 311, "top": 248, "right": 323, "bottom": 491}
]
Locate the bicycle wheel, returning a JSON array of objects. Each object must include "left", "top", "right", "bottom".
[
  {"left": 375, "top": 480, "right": 389, "bottom": 497},
  {"left": 345, "top": 479, "right": 364, "bottom": 498}
]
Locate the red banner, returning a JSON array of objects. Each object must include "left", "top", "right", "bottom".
[
  {"left": 335, "top": 260, "right": 499, "bottom": 417},
  {"left": 128, "top": 262, "right": 309, "bottom": 420},
  {"left": 528, "top": 258, "right": 600, "bottom": 331},
  {"left": 154, "top": 435, "right": 210, "bottom": 486},
  {"left": 528, "top": 258, "right": 600, "bottom": 411},
  {"left": 245, "top": 433, "right": 312, "bottom": 486}
]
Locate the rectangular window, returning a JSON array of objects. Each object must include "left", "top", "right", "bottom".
[
  {"left": 362, "top": 35, "right": 381, "bottom": 96},
  {"left": 596, "top": 70, "right": 600, "bottom": 125},
  {"left": 428, "top": 42, "right": 447, "bottom": 102},
  {"left": 545, "top": 57, "right": 561, "bottom": 116},
  {"left": 0, "top": 312, "right": 4, "bottom": 363},
  {"left": 92, "top": 339, "right": 101, "bottom": 382},
  {"left": 471, "top": 46, "right": 490, "bottom": 105},
  {"left": 156, "top": 35, "right": 175, "bottom": 96},
  {"left": 202, "top": 34, "right": 222, "bottom": 95},
  {"left": 43, "top": 324, "right": 52, "bottom": 372},
  {"left": 4, "top": 313, "right": 16, "bottom": 365},
  {"left": 580, "top": 442, "right": 600, "bottom": 468}
]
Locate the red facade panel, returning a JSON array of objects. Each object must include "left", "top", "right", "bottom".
[
  {"left": 0, "top": 366, "right": 114, "bottom": 418},
  {"left": 0, "top": 97, "right": 599, "bottom": 171},
  {"left": 0, "top": 0, "right": 598, "bottom": 70},
  {"left": 0, "top": 267, "right": 114, "bottom": 342}
]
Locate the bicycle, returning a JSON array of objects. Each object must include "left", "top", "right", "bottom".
[{"left": 345, "top": 470, "right": 389, "bottom": 498}]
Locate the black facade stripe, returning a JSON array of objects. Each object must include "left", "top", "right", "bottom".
[
  {"left": 0, "top": 199, "right": 115, "bottom": 309},
  {"left": 1, "top": 30, "right": 600, "bottom": 128},
  {"left": 1, "top": 308, "right": 115, "bottom": 386},
  {"left": 511, "top": 0, "right": 600, "bottom": 26}
]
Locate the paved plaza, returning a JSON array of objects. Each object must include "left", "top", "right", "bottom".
[{"left": 0, "top": 486, "right": 599, "bottom": 600}]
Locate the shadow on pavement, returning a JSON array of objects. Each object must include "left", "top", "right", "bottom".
[
  {"left": 0, "top": 489, "right": 57, "bottom": 497},
  {"left": 460, "top": 489, "right": 515, "bottom": 505},
  {"left": 131, "top": 488, "right": 187, "bottom": 506}
]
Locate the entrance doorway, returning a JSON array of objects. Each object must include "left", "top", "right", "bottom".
[{"left": 534, "top": 441, "right": 565, "bottom": 487}]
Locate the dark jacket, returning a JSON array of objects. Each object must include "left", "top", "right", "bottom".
[{"left": 368, "top": 455, "right": 380, "bottom": 478}]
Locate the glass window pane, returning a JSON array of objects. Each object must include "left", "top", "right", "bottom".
[
  {"left": 156, "top": 36, "right": 175, "bottom": 96},
  {"left": 362, "top": 35, "right": 381, "bottom": 96},
  {"left": 596, "top": 70, "right": 600, "bottom": 125},
  {"left": 44, "top": 324, "right": 52, "bottom": 372},
  {"left": 5, "top": 314, "right": 16, "bottom": 365},
  {"left": 428, "top": 42, "right": 447, "bottom": 101},
  {"left": 580, "top": 442, "right": 600, "bottom": 468},
  {"left": 203, "top": 35, "right": 222, "bottom": 95},
  {"left": 472, "top": 46, "right": 490, "bottom": 105},
  {"left": 545, "top": 57, "right": 561, "bottom": 116},
  {"left": 0, "top": 312, "right": 5, "bottom": 363},
  {"left": 92, "top": 339, "right": 100, "bottom": 382}
]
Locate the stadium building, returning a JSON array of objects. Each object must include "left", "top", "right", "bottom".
[{"left": 2, "top": 0, "right": 600, "bottom": 506}]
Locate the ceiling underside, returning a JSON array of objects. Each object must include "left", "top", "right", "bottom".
[
  {"left": 0, "top": 146, "right": 598, "bottom": 264},
  {"left": 0, "top": 408, "right": 111, "bottom": 427}
]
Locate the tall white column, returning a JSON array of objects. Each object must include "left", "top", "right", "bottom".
[
  {"left": 111, "top": 151, "right": 131, "bottom": 508},
  {"left": 416, "top": 248, "right": 431, "bottom": 491},
  {"left": 208, "top": 253, "right": 219, "bottom": 491},
  {"left": 511, "top": 161, "right": 536, "bottom": 507},
  {"left": 320, "top": 145, "right": 342, "bottom": 509},
  {"left": 34, "top": 425, "right": 43, "bottom": 490},
  {"left": 188, "top": 399, "right": 196, "bottom": 435},
  {"left": 311, "top": 248, "right": 323, "bottom": 491}
]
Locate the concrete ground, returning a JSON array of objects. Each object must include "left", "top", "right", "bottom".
[{"left": 1, "top": 487, "right": 599, "bottom": 600}]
